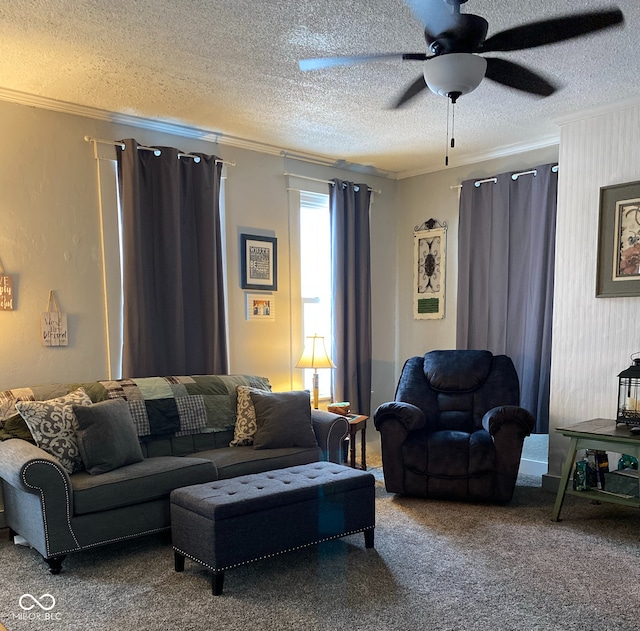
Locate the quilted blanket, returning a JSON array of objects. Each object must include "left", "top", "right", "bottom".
[{"left": 0, "top": 374, "right": 271, "bottom": 441}]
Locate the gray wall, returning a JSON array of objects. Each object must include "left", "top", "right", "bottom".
[
  {"left": 393, "top": 146, "right": 560, "bottom": 381},
  {"left": 3, "top": 93, "right": 639, "bottom": 488},
  {"left": 0, "top": 99, "right": 398, "bottom": 422}
]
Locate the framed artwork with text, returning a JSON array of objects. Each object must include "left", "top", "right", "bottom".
[{"left": 240, "top": 234, "right": 277, "bottom": 291}]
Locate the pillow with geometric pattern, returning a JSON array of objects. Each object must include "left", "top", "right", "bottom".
[{"left": 16, "top": 387, "right": 92, "bottom": 474}]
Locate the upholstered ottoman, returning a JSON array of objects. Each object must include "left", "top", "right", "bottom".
[{"left": 170, "top": 461, "right": 376, "bottom": 594}]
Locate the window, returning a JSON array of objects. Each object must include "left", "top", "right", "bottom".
[{"left": 299, "top": 191, "right": 333, "bottom": 398}]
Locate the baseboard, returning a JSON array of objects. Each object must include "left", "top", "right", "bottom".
[
  {"left": 541, "top": 473, "right": 560, "bottom": 493},
  {"left": 519, "top": 458, "right": 547, "bottom": 477}
]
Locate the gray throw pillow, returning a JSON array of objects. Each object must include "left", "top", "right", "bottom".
[
  {"left": 73, "top": 398, "right": 144, "bottom": 475},
  {"left": 250, "top": 390, "right": 318, "bottom": 450}
]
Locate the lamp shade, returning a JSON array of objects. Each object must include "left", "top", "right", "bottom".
[
  {"left": 296, "top": 335, "right": 335, "bottom": 370},
  {"left": 423, "top": 53, "right": 487, "bottom": 99}
]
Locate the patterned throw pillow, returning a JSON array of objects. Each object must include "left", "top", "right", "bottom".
[
  {"left": 230, "top": 386, "right": 265, "bottom": 446},
  {"left": 15, "top": 388, "right": 92, "bottom": 474},
  {"left": 0, "top": 387, "right": 36, "bottom": 425}
]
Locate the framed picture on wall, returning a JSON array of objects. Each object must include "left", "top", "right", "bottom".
[
  {"left": 596, "top": 180, "right": 640, "bottom": 297},
  {"left": 413, "top": 220, "right": 447, "bottom": 319},
  {"left": 240, "top": 234, "right": 278, "bottom": 291},
  {"left": 246, "top": 293, "right": 275, "bottom": 320}
]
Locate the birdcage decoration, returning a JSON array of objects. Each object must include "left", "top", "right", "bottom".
[{"left": 617, "top": 353, "right": 640, "bottom": 426}]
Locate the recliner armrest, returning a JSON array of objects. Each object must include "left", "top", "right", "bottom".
[
  {"left": 482, "top": 405, "right": 535, "bottom": 438},
  {"left": 373, "top": 401, "right": 426, "bottom": 432},
  {"left": 482, "top": 405, "right": 536, "bottom": 503},
  {"left": 311, "top": 410, "right": 349, "bottom": 463}
]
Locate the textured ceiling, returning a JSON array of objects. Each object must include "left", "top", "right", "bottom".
[{"left": 0, "top": 0, "right": 638, "bottom": 176}]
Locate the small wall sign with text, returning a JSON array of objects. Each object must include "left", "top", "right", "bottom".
[
  {"left": 0, "top": 275, "right": 14, "bottom": 310},
  {"left": 41, "top": 291, "right": 68, "bottom": 347}
]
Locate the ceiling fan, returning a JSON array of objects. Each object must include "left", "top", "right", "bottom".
[{"left": 299, "top": 0, "right": 625, "bottom": 108}]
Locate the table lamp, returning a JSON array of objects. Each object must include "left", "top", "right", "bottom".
[{"left": 296, "top": 334, "right": 335, "bottom": 409}]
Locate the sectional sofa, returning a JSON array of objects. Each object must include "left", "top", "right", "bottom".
[{"left": 0, "top": 374, "right": 349, "bottom": 573}]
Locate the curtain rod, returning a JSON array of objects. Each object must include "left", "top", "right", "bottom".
[
  {"left": 84, "top": 136, "right": 235, "bottom": 166},
  {"left": 449, "top": 164, "right": 559, "bottom": 190},
  {"left": 284, "top": 171, "right": 382, "bottom": 195}
]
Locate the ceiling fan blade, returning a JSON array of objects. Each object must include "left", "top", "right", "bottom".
[
  {"left": 299, "top": 53, "right": 410, "bottom": 71},
  {"left": 403, "top": 0, "right": 460, "bottom": 39},
  {"left": 392, "top": 75, "right": 429, "bottom": 108},
  {"left": 484, "top": 58, "right": 557, "bottom": 97},
  {"left": 481, "top": 8, "right": 624, "bottom": 53}
]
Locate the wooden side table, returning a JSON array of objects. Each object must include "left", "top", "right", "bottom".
[
  {"left": 552, "top": 418, "right": 640, "bottom": 521},
  {"left": 345, "top": 414, "right": 368, "bottom": 470}
]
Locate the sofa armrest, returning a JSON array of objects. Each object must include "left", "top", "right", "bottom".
[
  {"left": 311, "top": 410, "right": 348, "bottom": 463},
  {"left": 0, "top": 439, "right": 69, "bottom": 491},
  {"left": 0, "top": 438, "right": 79, "bottom": 557}
]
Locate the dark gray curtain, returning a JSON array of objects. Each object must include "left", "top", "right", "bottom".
[
  {"left": 330, "top": 178, "right": 372, "bottom": 414},
  {"left": 116, "top": 138, "right": 227, "bottom": 377},
  {"left": 456, "top": 163, "right": 557, "bottom": 433}
]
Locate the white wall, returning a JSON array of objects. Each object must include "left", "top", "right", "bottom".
[
  {"left": 547, "top": 104, "right": 640, "bottom": 480},
  {"left": 0, "top": 100, "right": 398, "bottom": 422}
]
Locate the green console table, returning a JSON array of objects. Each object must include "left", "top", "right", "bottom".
[{"left": 552, "top": 418, "right": 640, "bottom": 521}]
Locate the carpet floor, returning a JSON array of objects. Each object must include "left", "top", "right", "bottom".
[{"left": 1, "top": 463, "right": 639, "bottom": 631}]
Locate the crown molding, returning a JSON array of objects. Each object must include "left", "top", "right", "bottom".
[
  {"left": 0, "top": 85, "right": 570, "bottom": 181},
  {"left": 554, "top": 94, "right": 640, "bottom": 127},
  {"left": 0, "top": 87, "right": 398, "bottom": 179},
  {"left": 395, "top": 134, "right": 560, "bottom": 180}
]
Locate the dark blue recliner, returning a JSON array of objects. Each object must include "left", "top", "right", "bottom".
[{"left": 374, "top": 350, "right": 535, "bottom": 504}]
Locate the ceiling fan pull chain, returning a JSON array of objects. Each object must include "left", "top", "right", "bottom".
[
  {"left": 451, "top": 100, "right": 456, "bottom": 150},
  {"left": 445, "top": 98, "right": 450, "bottom": 166}
]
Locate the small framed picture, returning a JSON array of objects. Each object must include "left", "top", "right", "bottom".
[
  {"left": 246, "top": 293, "right": 275, "bottom": 320},
  {"left": 240, "top": 234, "right": 277, "bottom": 291},
  {"left": 596, "top": 180, "right": 640, "bottom": 297}
]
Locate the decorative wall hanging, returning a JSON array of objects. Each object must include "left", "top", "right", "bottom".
[
  {"left": 414, "top": 219, "right": 447, "bottom": 319},
  {"left": 246, "top": 293, "right": 275, "bottom": 320},
  {"left": 240, "top": 234, "right": 278, "bottom": 291},
  {"left": 0, "top": 262, "right": 14, "bottom": 310},
  {"left": 596, "top": 180, "right": 640, "bottom": 297},
  {"left": 41, "top": 290, "right": 68, "bottom": 346}
]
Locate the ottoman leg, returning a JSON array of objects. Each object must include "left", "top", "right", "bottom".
[
  {"left": 212, "top": 571, "right": 224, "bottom": 596},
  {"left": 364, "top": 528, "right": 374, "bottom": 549},
  {"left": 174, "top": 551, "right": 185, "bottom": 572}
]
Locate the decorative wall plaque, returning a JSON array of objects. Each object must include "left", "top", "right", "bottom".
[
  {"left": 41, "top": 290, "right": 68, "bottom": 346},
  {"left": 0, "top": 274, "right": 14, "bottom": 310},
  {"left": 413, "top": 219, "right": 447, "bottom": 320}
]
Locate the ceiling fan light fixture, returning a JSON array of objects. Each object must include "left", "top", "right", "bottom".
[{"left": 423, "top": 53, "right": 487, "bottom": 100}]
